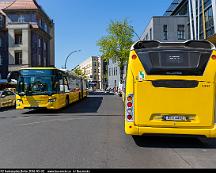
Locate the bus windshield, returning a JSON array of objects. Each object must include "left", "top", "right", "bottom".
[
  {"left": 136, "top": 48, "right": 212, "bottom": 75},
  {"left": 18, "top": 70, "right": 56, "bottom": 96}
]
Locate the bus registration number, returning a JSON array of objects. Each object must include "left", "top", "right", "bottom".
[{"left": 163, "top": 115, "right": 187, "bottom": 121}]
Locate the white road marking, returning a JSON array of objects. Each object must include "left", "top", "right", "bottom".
[{"left": 19, "top": 117, "right": 88, "bottom": 126}]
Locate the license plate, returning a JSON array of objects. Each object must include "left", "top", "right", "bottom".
[{"left": 163, "top": 115, "right": 187, "bottom": 121}]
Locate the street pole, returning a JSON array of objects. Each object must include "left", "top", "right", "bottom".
[{"left": 64, "top": 50, "right": 81, "bottom": 69}]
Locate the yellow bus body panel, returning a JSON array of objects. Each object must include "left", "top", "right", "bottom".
[
  {"left": 125, "top": 50, "right": 216, "bottom": 138},
  {"left": 16, "top": 91, "right": 83, "bottom": 110}
]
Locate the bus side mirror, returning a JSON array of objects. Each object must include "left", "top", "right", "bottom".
[
  {"left": 7, "top": 71, "right": 20, "bottom": 83},
  {"left": 18, "top": 92, "right": 25, "bottom": 96}
]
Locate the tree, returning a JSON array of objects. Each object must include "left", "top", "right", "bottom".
[
  {"left": 97, "top": 19, "right": 134, "bottom": 83},
  {"left": 72, "top": 67, "right": 87, "bottom": 79}
]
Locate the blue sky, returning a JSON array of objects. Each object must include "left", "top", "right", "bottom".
[{"left": 37, "top": 0, "right": 173, "bottom": 70}]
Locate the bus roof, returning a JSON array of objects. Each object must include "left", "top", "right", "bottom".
[
  {"left": 20, "top": 67, "right": 57, "bottom": 70},
  {"left": 19, "top": 67, "right": 85, "bottom": 79},
  {"left": 131, "top": 40, "right": 216, "bottom": 51}
]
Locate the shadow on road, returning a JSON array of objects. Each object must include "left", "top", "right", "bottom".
[
  {"left": 88, "top": 91, "right": 115, "bottom": 96},
  {"left": 133, "top": 135, "right": 216, "bottom": 149},
  {"left": 0, "top": 106, "right": 16, "bottom": 113},
  {"left": 23, "top": 96, "right": 103, "bottom": 115}
]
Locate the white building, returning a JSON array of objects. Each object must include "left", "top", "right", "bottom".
[{"left": 108, "top": 59, "right": 120, "bottom": 90}]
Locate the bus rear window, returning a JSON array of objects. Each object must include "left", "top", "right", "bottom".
[{"left": 136, "top": 49, "right": 211, "bottom": 75}]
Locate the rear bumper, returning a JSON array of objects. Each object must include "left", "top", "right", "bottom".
[{"left": 125, "top": 123, "right": 216, "bottom": 138}]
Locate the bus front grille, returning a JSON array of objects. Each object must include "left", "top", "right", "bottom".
[{"left": 152, "top": 80, "right": 199, "bottom": 88}]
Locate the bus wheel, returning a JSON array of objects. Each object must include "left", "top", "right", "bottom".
[{"left": 66, "top": 96, "right": 69, "bottom": 107}]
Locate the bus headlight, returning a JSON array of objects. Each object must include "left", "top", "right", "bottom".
[
  {"left": 48, "top": 98, "right": 57, "bottom": 103},
  {"left": 17, "top": 99, "right": 23, "bottom": 103}
]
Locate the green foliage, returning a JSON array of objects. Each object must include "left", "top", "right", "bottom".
[
  {"left": 72, "top": 67, "right": 87, "bottom": 79},
  {"left": 97, "top": 19, "right": 134, "bottom": 68}
]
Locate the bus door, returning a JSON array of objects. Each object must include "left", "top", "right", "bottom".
[
  {"left": 80, "top": 78, "right": 84, "bottom": 99},
  {"left": 56, "top": 73, "right": 66, "bottom": 107},
  {"left": 133, "top": 47, "right": 216, "bottom": 128}
]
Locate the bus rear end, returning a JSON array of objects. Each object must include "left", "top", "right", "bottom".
[{"left": 125, "top": 40, "right": 216, "bottom": 138}]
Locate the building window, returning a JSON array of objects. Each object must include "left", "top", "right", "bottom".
[
  {"left": 146, "top": 33, "right": 149, "bottom": 40},
  {"left": 177, "top": 25, "right": 185, "bottom": 40},
  {"left": 150, "top": 28, "right": 152, "bottom": 40},
  {"left": 39, "top": 19, "right": 43, "bottom": 27},
  {"left": 15, "top": 51, "right": 22, "bottom": 65},
  {"left": 38, "top": 38, "right": 41, "bottom": 48},
  {"left": 44, "top": 42, "right": 47, "bottom": 51},
  {"left": 15, "top": 31, "right": 22, "bottom": 45},
  {"left": 44, "top": 57, "right": 47, "bottom": 66},
  {"left": 18, "top": 15, "right": 25, "bottom": 23},
  {"left": 44, "top": 23, "right": 48, "bottom": 32},
  {"left": 163, "top": 25, "right": 168, "bottom": 40},
  {"left": 38, "top": 54, "right": 41, "bottom": 66},
  {"left": 0, "top": 16, "right": 3, "bottom": 27},
  {"left": 94, "top": 75, "right": 97, "bottom": 80},
  {"left": 0, "top": 54, "right": 2, "bottom": 65}
]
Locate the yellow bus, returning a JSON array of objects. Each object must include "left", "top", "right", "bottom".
[
  {"left": 8, "top": 67, "right": 88, "bottom": 110},
  {"left": 125, "top": 40, "right": 216, "bottom": 138}
]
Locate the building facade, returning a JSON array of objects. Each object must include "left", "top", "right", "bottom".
[
  {"left": 79, "top": 56, "right": 100, "bottom": 89},
  {"left": 107, "top": 59, "right": 127, "bottom": 92},
  {"left": 141, "top": 16, "right": 189, "bottom": 42},
  {"left": 164, "top": 0, "right": 216, "bottom": 44},
  {"left": 107, "top": 59, "right": 120, "bottom": 90},
  {"left": 0, "top": 0, "right": 54, "bottom": 79}
]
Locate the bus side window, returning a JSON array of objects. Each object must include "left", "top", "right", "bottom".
[
  {"left": 56, "top": 74, "right": 64, "bottom": 93},
  {"left": 76, "top": 78, "right": 81, "bottom": 90},
  {"left": 64, "top": 77, "right": 70, "bottom": 93}
]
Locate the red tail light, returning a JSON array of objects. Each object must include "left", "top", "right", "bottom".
[
  {"left": 127, "top": 115, "right": 133, "bottom": 120},
  {"left": 127, "top": 102, "right": 132, "bottom": 108},
  {"left": 132, "top": 55, "right": 137, "bottom": 60},
  {"left": 127, "top": 96, "right": 133, "bottom": 102},
  {"left": 126, "top": 94, "right": 134, "bottom": 122},
  {"left": 212, "top": 55, "right": 216, "bottom": 60}
]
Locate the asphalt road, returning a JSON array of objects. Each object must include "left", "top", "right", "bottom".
[{"left": 0, "top": 92, "right": 216, "bottom": 169}]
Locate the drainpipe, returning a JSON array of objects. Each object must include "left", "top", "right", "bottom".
[
  {"left": 198, "top": 0, "right": 200, "bottom": 40},
  {"left": 212, "top": 0, "right": 216, "bottom": 34},
  {"left": 192, "top": 0, "right": 197, "bottom": 39},
  {"left": 189, "top": 0, "right": 194, "bottom": 40},
  {"left": 202, "top": 0, "right": 207, "bottom": 39}
]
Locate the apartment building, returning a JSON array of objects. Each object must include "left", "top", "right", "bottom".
[
  {"left": 0, "top": 0, "right": 54, "bottom": 79},
  {"left": 79, "top": 56, "right": 100, "bottom": 89}
]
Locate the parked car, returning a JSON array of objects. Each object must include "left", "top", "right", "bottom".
[{"left": 0, "top": 90, "right": 16, "bottom": 109}]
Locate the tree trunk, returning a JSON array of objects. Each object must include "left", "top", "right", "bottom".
[{"left": 120, "top": 65, "right": 124, "bottom": 84}]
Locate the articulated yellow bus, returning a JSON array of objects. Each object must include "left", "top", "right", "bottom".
[
  {"left": 125, "top": 40, "right": 216, "bottom": 138},
  {"left": 8, "top": 67, "right": 88, "bottom": 110}
]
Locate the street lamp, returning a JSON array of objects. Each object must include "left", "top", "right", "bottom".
[
  {"left": 64, "top": 50, "right": 81, "bottom": 69},
  {"left": 132, "top": 26, "right": 141, "bottom": 41}
]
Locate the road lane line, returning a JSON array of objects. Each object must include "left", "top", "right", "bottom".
[{"left": 19, "top": 117, "right": 89, "bottom": 126}]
